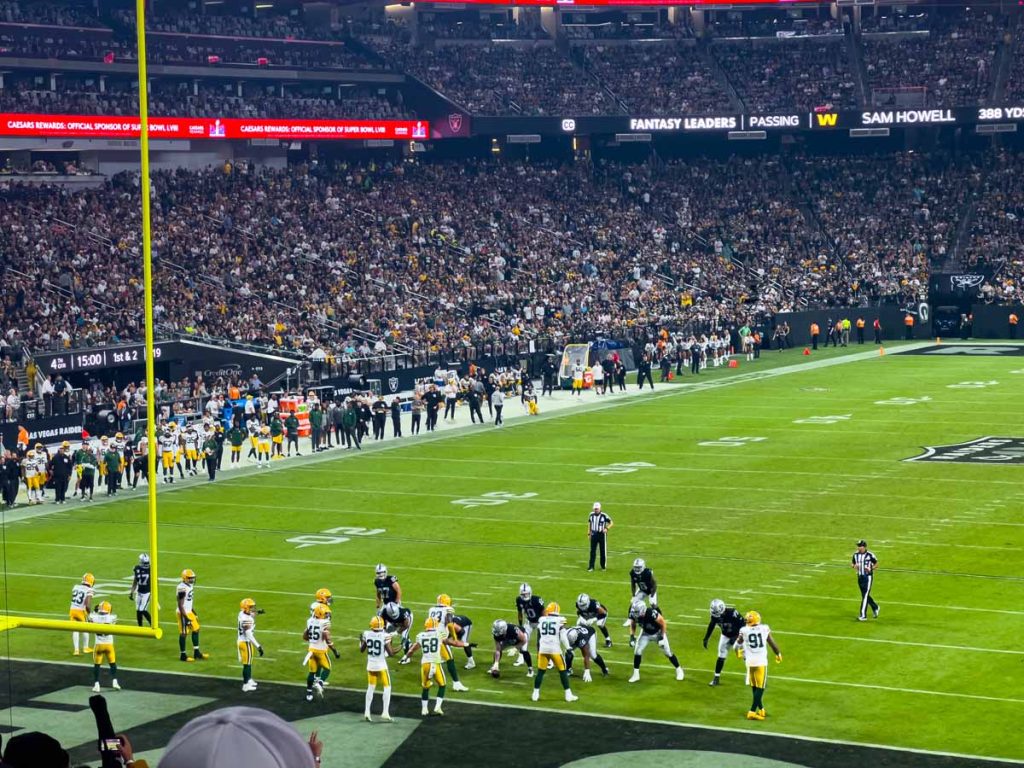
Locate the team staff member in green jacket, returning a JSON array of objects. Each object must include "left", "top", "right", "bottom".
[
  {"left": 269, "top": 414, "right": 284, "bottom": 459},
  {"left": 227, "top": 424, "right": 245, "bottom": 464},
  {"left": 285, "top": 412, "right": 300, "bottom": 456},
  {"left": 309, "top": 404, "right": 323, "bottom": 453},
  {"left": 203, "top": 434, "right": 219, "bottom": 481},
  {"left": 103, "top": 447, "right": 122, "bottom": 496}
]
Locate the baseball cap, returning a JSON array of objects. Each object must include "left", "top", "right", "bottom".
[
  {"left": 3, "top": 731, "right": 69, "bottom": 768},
  {"left": 158, "top": 707, "right": 315, "bottom": 768},
  {"left": 856, "top": 539, "right": 867, "bottom": 547}
]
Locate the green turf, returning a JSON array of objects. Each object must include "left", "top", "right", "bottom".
[{"left": 1, "top": 344, "right": 1021, "bottom": 761}]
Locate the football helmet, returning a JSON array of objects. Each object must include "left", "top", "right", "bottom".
[
  {"left": 519, "top": 583, "right": 532, "bottom": 600},
  {"left": 545, "top": 602, "right": 560, "bottom": 616},
  {"left": 375, "top": 563, "right": 388, "bottom": 578},
  {"left": 240, "top": 598, "right": 256, "bottom": 614},
  {"left": 181, "top": 569, "right": 196, "bottom": 585},
  {"left": 369, "top": 616, "right": 385, "bottom": 631},
  {"left": 315, "top": 588, "right": 333, "bottom": 605},
  {"left": 61, "top": 441, "right": 70, "bottom": 449},
  {"left": 492, "top": 619, "right": 508, "bottom": 637},
  {"left": 115, "top": 432, "right": 124, "bottom": 440},
  {"left": 97, "top": 601, "right": 112, "bottom": 615},
  {"left": 424, "top": 617, "right": 439, "bottom": 631},
  {"left": 565, "top": 628, "right": 580, "bottom": 646},
  {"left": 632, "top": 558, "right": 646, "bottom": 574},
  {"left": 436, "top": 593, "right": 452, "bottom": 608},
  {"left": 34, "top": 442, "right": 43, "bottom": 450},
  {"left": 629, "top": 600, "right": 647, "bottom": 620},
  {"left": 384, "top": 602, "right": 401, "bottom": 621},
  {"left": 745, "top": 610, "right": 762, "bottom": 627},
  {"left": 312, "top": 603, "right": 330, "bottom": 620},
  {"left": 710, "top": 599, "right": 726, "bottom": 618},
  {"left": 139, "top": 553, "right": 150, "bottom": 565},
  {"left": 82, "top": 573, "right": 95, "bottom": 587},
  {"left": 576, "top": 593, "right": 590, "bottom": 611}
]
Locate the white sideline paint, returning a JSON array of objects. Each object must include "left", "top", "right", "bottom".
[{"left": 8, "top": 656, "right": 1022, "bottom": 765}]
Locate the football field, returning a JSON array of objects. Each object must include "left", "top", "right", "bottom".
[{"left": 1, "top": 342, "right": 1021, "bottom": 766}]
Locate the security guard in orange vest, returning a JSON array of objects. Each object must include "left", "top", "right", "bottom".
[
  {"left": 809, "top": 322, "right": 820, "bottom": 350},
  {"left": 904, "top": 313, "right": 914, "bottom": 341},
  {"left": 1010, "top": 312, "right": 1019, "bottom": 340},
  {"left": 856, "top": 317, "right": 866, "bottom": 344}
]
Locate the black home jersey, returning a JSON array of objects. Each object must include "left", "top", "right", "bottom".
[
  {"left": 516, "top": 595, "right": 545, "bottom": 624},
  {"left": 630, "top": 568, "right": 656, "bottom": 596},
  {"left": 375, "top": 576, "right": 399, "bottom": 604},
  {"left": 708, "top": 608, "right": 744, "bottom": 640},
  {"left": 379, "top": 604, "right": 411, "bottom": 629},
  {"left": 568, "top": 625, "right": 596, "bottom": 650},
  {"left": 576, "top": 599, "right": 605, "bottom": 621},
  {"left": 494, "top": 623, "right": 525, "bottom": 646},
  {"left": 637, "top": 607, "right": 665, "bottom": 636},
  {"left": 451, "top": 615, "right": 472, "bottom": 637},
  {"left": 132, "top": 564, "right": 151, "bottom": 594}
]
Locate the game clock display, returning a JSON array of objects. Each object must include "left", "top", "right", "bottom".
[{"left": 42, "top": 343, "right": 164, "bottom": 373}]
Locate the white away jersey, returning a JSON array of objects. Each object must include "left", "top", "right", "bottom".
[
  {"left": 92, "top": 612, "right": 116, "bottom": 645},
  {"left": 237, "top": 611, "right": 256, "bottom": 642},
  {"left": 70, "top": 583, "right": 94, "bottom": 611},
  {"left": 537, "top": 614, "right": 566, "bottom": 655},
  {"left": 306, "top": 617, "right": 330, "bottom": 651},
  {"left": 362, "top": 629, "right": 390, "bottom": 671},
  {"left": 177, "top": 581, "right": 195, "bottom": 613},
  {"left": 416, "top": 629, "right": 443, "bottom": 664},
  {"left": 739, "top": 624, "right": 772, "bottom": 667}
]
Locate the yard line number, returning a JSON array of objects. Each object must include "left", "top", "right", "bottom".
[
  {"left": 697, "top": 436, "right": 767, "bottom": 447},
  {"left": 451, "top": 491, "right": 538, "bottom": 508},
  {"left": 287, "top": 526, "right": 386, "bottom": 550}
]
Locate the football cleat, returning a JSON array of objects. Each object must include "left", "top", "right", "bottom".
[
  {"left": 747, "top": 711, "right": 765, "bottom": 721},
  {"left": 709, "top": 677, "right": 720, "bottom": 687},
  {"left": 628, "top": 671, "right": 640, "bottom": 683},
  {"left": 526, "top": 668, "right": 534, "bottom": 678},
  {"left": 92, "top": 682, "right": 101, "bottom": 693},
  {"left": 710, "top": 599, "right": 726, "bottom": 618},
  {"left": 513, "top": 655, "right": 525, "bottom": 666},
  {"left": 675, "top": 667, "right": 685, "bottom": 681},
  {"left": 381, "top": 713, "right": 392, "bottom": 722},
  {"left": 873, "top": 606, "right": 880, "bottom": 619},
  {"left": 305, "top": 693, "right": 314, "bottom": 702},
  {"left": 452, "top": 682, "right": 469, "bottom": 692},
  {"left": 632, "top": 558, "right": 645, "bottom": 574},
  {"left": 73, "top": 650, "right": 80, "bottom": 656},
  {"left": 364, "top": 714, "right": 372, "bottom": 722},
  {"left": 83, "top": 646, "right": 93, "bottom": 653},
  {"left": 112, "top": 680, "right": 121, "bottom": 691},
  {"left": 530, "top": 689, "right": 540, "bottom": 702},
  {"left": 605, "top": 638, "right": 612, "bottom": 648},
  {"left": 465, "top": 658, "right": 476, "bottom": 670},
  {"left": 758, "top": 708, "right": 766, "bottom": 718}
]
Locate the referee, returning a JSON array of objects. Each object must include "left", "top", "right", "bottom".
[
  {"left": 587, "top": 502, "right": 613, "bottom": 571},
  {"left": 851, "top": 539, "right": 880, "bottom": 621}
]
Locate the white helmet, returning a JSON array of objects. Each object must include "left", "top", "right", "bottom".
[
  {"left": 592, "top": 501, "right": 601, "bottom": 512},
  {"left": 632, "top": 558, "right": 646, "bottom": 574},
  {"left": 519, "top": 583, "right": 532, "bottom": 600},
  {"left": 565, "top": 627, "right": 581, "bottom": 646},
  {"left": 492, "top": 619, "right": 508, "bottom": 637},
  {"left": 576, "top": 593, "right": 590, "bottom": 610},
  {"left": 710, "top": 598, "right": 726, "bottom": 618},
  {"left": 629, "top": 599, "right": 647, "bottom": 620},
  {"left": 139, "top": 553, "right": 150, "bottom": 565},
  {"left": 383, "top": 602, "right": 401, "bottom": 621},
  {"left": 375, "top": 563, "right": 387, "bottom": 578}
]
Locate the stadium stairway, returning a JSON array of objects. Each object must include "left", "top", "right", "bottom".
[
  {"left": 845, "top": 26, "right": 869, "bottom": 107},
  {"left": 700, "top": 42, "right": 743, "bottom": 113},
  {"left": 990, "top": 22, "right": 1018, "bottom": 103}
]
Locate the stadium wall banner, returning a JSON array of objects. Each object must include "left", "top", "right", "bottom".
[
  {"left": 0, "top": 114, "right": 429, "bottom": 141},
  {"left": 0, "top": 414, "right": 84, "bottom": 449},
  {"left": 967, "top": 304, "right": 1024, "bottom": 340},
  {"left": 774, "top": 307, "right": 933, "bottom": 345}
]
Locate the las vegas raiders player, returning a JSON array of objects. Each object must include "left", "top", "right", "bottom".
[
  {"left": 515, "top": 583, "right": 544, "bottom": 665},
  {"left": 129, "top": 553, "right": 152, "bottom": 627},
  {"left": 627, "top": 559, "right": 658, "bottom": 645},
  {"left": 565, "top": 623, "right": 609, "bottom": 681},
  {"left": 490, "top": 619, "right": 533, "bottom": 677},
  {"left": 703, "top": 598, "right": 744, "bottom": 686},
  {"left": 576, "top": 593, "right": 612, "bottom": 648},
  {"left": 628, "top": 600, "right": 684, "bottom": 683},
  {"left": 379, "top": 601, "right": 414, "bottom": 660},
  {"left": 374, "top": 564, "right": 401, "bottom": 609}
]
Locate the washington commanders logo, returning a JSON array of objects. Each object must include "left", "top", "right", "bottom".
[
  {"left": 448, "top": 113, "right": 463, "bottom": 132},
  {"left": 905, "top": 437, "right": 1024, "bottom": 464}
]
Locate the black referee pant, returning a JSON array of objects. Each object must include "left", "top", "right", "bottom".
[
  {"left": 858, "top": 574, "right": 878, "bottom": 619},
  {"left": 588, "top": 532, "right": 607, "bottom": 570}
]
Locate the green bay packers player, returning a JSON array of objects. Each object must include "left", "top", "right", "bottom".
[
  {"left": 184, "top": 427, "right": 201, "bottom": 476},
  {"left": 310, "top": 588, "right": 332, "bottom": 617},
  {"left": 736, "top": 610, "right": 781, "bottom": 720},
  {"left": 238, "top": 598, "right": 264, "bottom": 692},
  {"left": 360, "top": 616, "right": 394, "bottom": 721},
  {"left": 402, "top": 617, "right": 447, "bottom": 716},
  {"left": 91, "top": 601, "right": 121, "bottom": 692},
  {"left": 159, "top": 428, "right": 176, "bottom": 484},
  {"left": 177, "top": 569, "right": 207, "bottom": 662},
  {"left": 70, "top": 572, "right": 95, "bottom": 655},
  {"left": 303, "top": 603, "right": 340, "bottom": 702},
  {"left": 427, "top": 594, "right": 471, "bottom": 692},
  {"left": 257, "top": 425, "right": 272, "bottom": 467},
  {"left": 530, "top": 602, "right": 578, "bottom": 703}
]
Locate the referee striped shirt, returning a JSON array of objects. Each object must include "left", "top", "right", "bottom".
[
  {"left": 852, "top": 550, "right": 878, "bottom": 575},
  {"left": 589, "top": 511, "right": 611, "bottom": 535}
]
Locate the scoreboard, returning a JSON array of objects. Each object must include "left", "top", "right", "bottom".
[{"left": 38, "top": 342, "right": 167, "bottom": 374}]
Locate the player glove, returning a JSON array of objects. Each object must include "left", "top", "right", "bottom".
[
  {"left": 331, "top": 647, "right": 340, "bottom": 659},
  {"left": 468, "top": 643, "right": 478, "bottom": 648},
  {"left": 257, "top": 646, "right": 265, "bottom": 657},
  {"left": 255, "top": 609, "right": 266, "bottom": 615},
  {"left": 582, "top": 669, "right": 592, "bottom": 683},
  {"left": 775, "top": 654, "right": 782, "bottom": 664}
]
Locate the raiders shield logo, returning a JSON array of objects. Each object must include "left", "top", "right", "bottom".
[
  {"left": 448, "top": 113, "right": 463, "bottom": 132},
  {"left": 388, "top": 377, "right": 399, "bottom": 393},
  {"left": 905, "top": 437, "right": 1024, "bottom": 464}
]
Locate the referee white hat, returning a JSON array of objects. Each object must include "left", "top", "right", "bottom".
[{"left": 592, "top": 502, "right": 601, "bottom": 512}]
